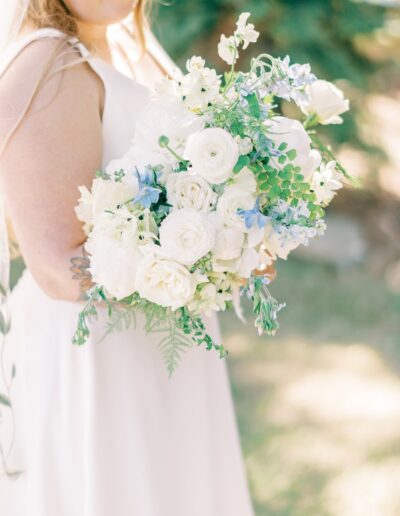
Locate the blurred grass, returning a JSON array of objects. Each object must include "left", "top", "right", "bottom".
[{"left": 222, "top": 258, "right": 400, "bottom": 516}]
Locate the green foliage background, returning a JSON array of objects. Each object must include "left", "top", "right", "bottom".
[{"left": 153, "top": 0, "right": 390, "bottom": 150}]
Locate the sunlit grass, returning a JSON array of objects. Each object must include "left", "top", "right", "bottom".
[{"left": 221, "top": 258, "right": 400, "bottom": 516}]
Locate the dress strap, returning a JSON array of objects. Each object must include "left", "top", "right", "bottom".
[{"left": 0, "top": 28, "right": 72, "bottom": 79}]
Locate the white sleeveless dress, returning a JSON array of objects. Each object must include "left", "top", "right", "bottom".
[{"left": 0, "top": 28, "right": 254, "bottom": 516}]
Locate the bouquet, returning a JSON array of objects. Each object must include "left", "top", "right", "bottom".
[{"left": 73, "top": 13, "right": 350, "bottom": 375}]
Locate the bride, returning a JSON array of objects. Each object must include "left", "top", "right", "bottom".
[{"left": 0, "top": 1, "right": 258, "bottom": 515}]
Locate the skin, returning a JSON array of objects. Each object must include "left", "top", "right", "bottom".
[
  {"left": 0, "top": 3, "right": 121, "bottom": 301},
  {"left": 0, "top": 0, "right": 275, "bottom": 302},
  {"left": 65, "top": 0, "right": 137, "bottom": 63},
  {"left": 64, "top": 0, "right": 137, "bottom": 25}
]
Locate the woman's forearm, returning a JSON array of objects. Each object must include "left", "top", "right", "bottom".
[{"left": 31, "top": 243, "right": 92, "bottom": 302}]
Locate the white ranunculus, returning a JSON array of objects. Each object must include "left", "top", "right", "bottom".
[
  {"left": 75, "top": 178, "right": 138, "bottom": 230},
  {"left": 86, "top": 210, "right": 142, "bottom": 300},
  {"left": 216, "top": 185, "right": 256, "bottom": 230},
  {"left": 135, "top": 256, "right": 197, "bottom": 310},
  {"left": 218, "top": 34, "right": 238, "bottom": 65},
  {"left": 232, "top": 167, "right": 257, "bottom": 194},
  {"left": 213, "top": 228, "right": 245, "bottom": 260},
  {"left": 267, "top": 116, "right": 321, "bottom": 181},
  {"left": 235, "top": 12, "right": 260, "bottom": 49},
  {"left": 159, "top": 208, "right": 216, "bottom": 266},
  {"left": 301, "top": 80, "right": 350, "bottom": 125},
  {"left": 166, "top": 173, "right": 217, "bottom": 212},
  {"left": 184, "top": 128, "right": 239, "bottom": 185},
  {"left": 311, "top": 160, "right": 342, "bottom": 204}
]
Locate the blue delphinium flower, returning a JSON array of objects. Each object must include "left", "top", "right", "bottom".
[
  {"left": 133, "top": 166, "right": 162, "bottom": 209},
  {"left": 238, "top": 198, "right": 269, "bottom": 230},
  {"left": 269, "top": 199, "right": 310, "bottom": 225}
]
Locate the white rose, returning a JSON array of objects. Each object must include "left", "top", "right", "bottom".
[
  {"left": 301, "top": 80, "right": 350, "bottom": 125},
  {"left": 218, "top": 34, "right": 238, "bottom": 65},
  {"left": 184, "top": 128, "right": 239, "bottom": 185},
  {"left": 267, "top": 116, "right": 321, "bottom": 181},
  {"left": 216, "top": 185, "right": 256, "bottom": 230},
  {"left": 166, "top": 173, "right": 217, "bottom": 212},
  {"left": 135, "top": 256, "right": 197, "bottom": 310},
  {"left": 75, "top": 177, "right": 138, "bottom": 229},
  {"left": 159, "top": 208, "right": 216, "bottom": 266},
  {"left": 213, "top": 228, "right": 245, "bottom": 260}
]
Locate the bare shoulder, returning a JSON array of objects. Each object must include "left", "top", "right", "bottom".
[{"left": 0, "top": 36, "right": 103, "bottom": 137}]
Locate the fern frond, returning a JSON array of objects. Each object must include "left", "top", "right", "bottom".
[
  {"left": 143, "top": 304, "right": 170, "bottom": 333},
  {"left": 157, "top": 320, "right": 193, "bottom": 377},
  {"left": 99, "top": 307, "right": 137, "bottom": 343}
]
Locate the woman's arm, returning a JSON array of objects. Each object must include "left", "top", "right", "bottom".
[{"left": 0, "top": 38, "right": 104, "bottom": 301}]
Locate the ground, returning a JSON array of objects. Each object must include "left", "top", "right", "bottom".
[{"left": 222, "top": 258, "right": 400, "bottom": 516}]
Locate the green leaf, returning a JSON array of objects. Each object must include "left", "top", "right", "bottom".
[
  {"left": 0, "top": 313, "right": 10, "bottom": 335},
  {"left": 99, "top": 307, "right": 137, "bottom": 343},
  {"left": 278, "top": 142, "right": 288, "bottom": 151},
  {"left": 269, "top": 185, "right": 281, "bottom": 198},
  {"left": 157, "top": 320, "right": 193, "bottom": 377},
  {"left": 72, "top": 287, "right": 102, "bottom": 346},
  {"left": 0, "top": 393, "right": 11, "bottom": 407},
  {"left": 248, "top": 277, "right": 285, "bottom": 337},
  {"left": 287, "top": 149, "right": 297, "bottom": 161},
  {"left": 246, "top": 93, "right": 261, "bottom": 119},
  {"left": 0, "top": 283, "right": 7, "bottom": 298},
  {"left": 233, "top": 154, "right": 251, "bottom": 173}
]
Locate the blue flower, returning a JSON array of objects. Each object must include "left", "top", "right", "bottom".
[
  {"left": 133, "top": 167, "right": 162, "bottom": 209},
  {"left": 238, "top": 199, "right": 269, "bottom": 230},
  {"left": 134, "top": 187, "right": 161, "bottom": 209}
]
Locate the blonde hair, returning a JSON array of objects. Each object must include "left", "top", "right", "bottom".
[{"left": 0, "top": 0, "right": 151, "bottom": 156}]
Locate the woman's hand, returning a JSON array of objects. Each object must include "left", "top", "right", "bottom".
[
  {"left": 239, "top": 262, "right": 277, "bottom": 287},
  {"left": 254, "top": 263, "right": 277, "bottom": 282}
]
